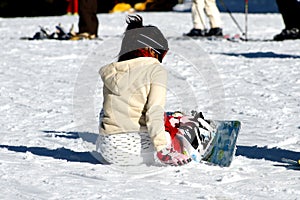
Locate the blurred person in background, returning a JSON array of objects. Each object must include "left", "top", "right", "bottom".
[{"left": 184, "top": 0, "right": 223, "bottom": 37}]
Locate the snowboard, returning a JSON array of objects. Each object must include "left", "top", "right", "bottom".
[
  {"left": 201, "top": 120, "right": 241, "bottom": 167},
  {"left": 165, "top": 111, "right": 241, "bottom": 167}
]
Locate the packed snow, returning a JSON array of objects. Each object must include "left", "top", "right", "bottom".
[{"left": 0, "top": 12, "right": 299, "bottom": 200}]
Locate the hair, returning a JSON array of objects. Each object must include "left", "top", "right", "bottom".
[{"left": 118, "top": 15, "right": 168, "bottom": 62}]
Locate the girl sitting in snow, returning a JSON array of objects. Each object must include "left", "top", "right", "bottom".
[{"left": 96, "top": 15, "right": 191, "bottom": 166}]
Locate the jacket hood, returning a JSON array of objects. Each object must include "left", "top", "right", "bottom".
[{"left": 99, "top": 57, "right": 160, "bottom": 95}]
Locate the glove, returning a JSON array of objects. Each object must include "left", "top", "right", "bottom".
[{"left": 157, "top": 147, "right": 192, "bottom": 166}]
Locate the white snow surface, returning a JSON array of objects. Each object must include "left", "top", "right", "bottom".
[{"left": 0, "top": 12, "right": 299, "bottom": 200}]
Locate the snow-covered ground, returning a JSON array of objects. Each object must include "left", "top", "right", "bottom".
[{"left": 0, "top": 12, "right": 299, "bottom": 200}]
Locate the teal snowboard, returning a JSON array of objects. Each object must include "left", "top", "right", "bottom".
[{"left": 201, "top": 120, "right": 241, "bottom": 167}]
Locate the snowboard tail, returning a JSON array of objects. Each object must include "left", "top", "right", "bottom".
[{"left": 202, "top": 120, "right": 241, "bottom": 167}]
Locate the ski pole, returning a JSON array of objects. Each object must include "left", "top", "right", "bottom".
[
  {"left": 244, "top": 0, "right": 249, "bottom": 41},
  {"left": 219, "top": 0, "right": 244, "bottom": 35}
]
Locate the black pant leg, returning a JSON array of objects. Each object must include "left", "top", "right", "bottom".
[
  {"left": 78, "top": 0, "right": 99, "bottom": 36},
  {"left": 276, "top": 0, "right": 300, "bottom": 29}
]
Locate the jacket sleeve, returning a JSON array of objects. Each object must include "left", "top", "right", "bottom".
[{"left": 146, "top": 65, "right": 168, "bottom": 151}]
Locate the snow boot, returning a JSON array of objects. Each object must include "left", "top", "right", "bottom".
[
  {"left": 206, "top": 27, "right": 223, "bottom": 37},
  {"left": 273, "top": 28, "right": 300, "bottom": 41},
  {"left": 184, "top": 28, "right": 207, "bottom": 37}
]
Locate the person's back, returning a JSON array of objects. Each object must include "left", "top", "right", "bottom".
[{"left": 99, "top": 57, "right": 167, "bottom": 140}]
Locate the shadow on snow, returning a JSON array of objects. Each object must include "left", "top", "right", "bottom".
[
  {"left": 1, "top": 131, "right": 299, "bottom": 168},
  {"left": 236, "top": 145, "right": 300, "bottom": 170},
  {"left": 221, "top": 51, "right": 300, "bottom": 59},
  {"left": 0, "top": 131, "right": 106, "bottom": 164}
]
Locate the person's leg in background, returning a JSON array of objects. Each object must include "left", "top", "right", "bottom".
[
  {"left": 78, "top": 0, "right": 99, "bottom": 37},
  {"left": 204, "top": 0, "right": 223, "bottom": 36},
  {"left": 274, "top": 0, "right": 300, "bottom": 40},
  {"left": 73, "top": 0, "right": 78, "bottom": 15},
  {"left": 185, "top": 0, "right": 207, "bottom": 36}
]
